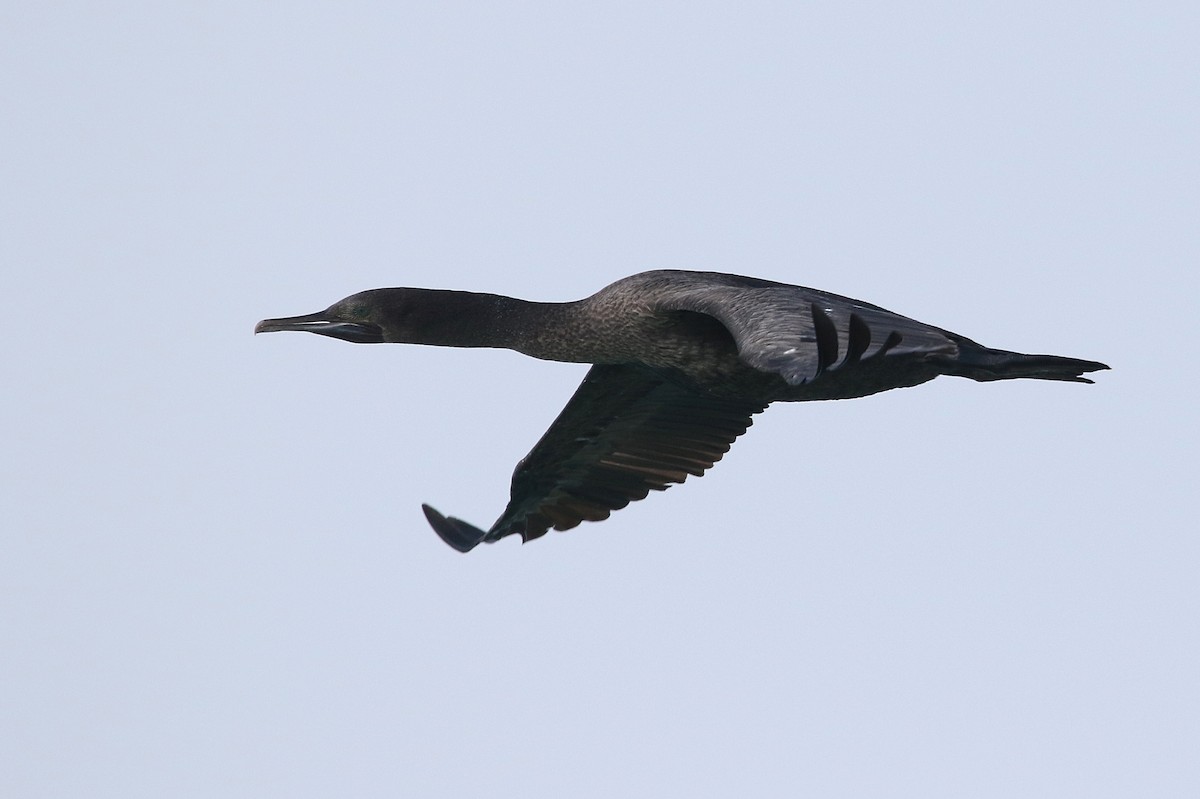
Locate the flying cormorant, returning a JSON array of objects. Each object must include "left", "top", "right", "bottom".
[{"left": 256, "top": 270, "right": 1107, "bottom": 552}]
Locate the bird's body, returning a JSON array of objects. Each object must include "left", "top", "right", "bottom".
[{"left": 256, "top": 270, "right": 1107, "bottom": 552}]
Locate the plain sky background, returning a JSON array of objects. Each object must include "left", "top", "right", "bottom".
[{"left": 3, "top": 3, "right": 1197, "bottom": 797}]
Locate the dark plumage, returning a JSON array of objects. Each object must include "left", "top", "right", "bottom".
[{"left": 255, "top": 270, "right": 1108, "bottom": 552}]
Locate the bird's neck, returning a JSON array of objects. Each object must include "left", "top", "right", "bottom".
[{"left": 401, "top": 290, "right": 589, "bottom": 362}]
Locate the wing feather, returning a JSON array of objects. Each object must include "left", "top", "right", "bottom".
[
  {"left": 649, "top": 272, "right": 967, "bottom": 385},
  {"left": 422, "top": 364, "right": 764, "bottom": 550}
]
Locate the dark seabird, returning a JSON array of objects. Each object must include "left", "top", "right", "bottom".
[{"left": 256, "top": 270, "right": 1108, "bottom": 552}]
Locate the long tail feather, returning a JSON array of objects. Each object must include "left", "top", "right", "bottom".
[{"left": 943, "top": 346, "right": 1110, "bottom": 383}]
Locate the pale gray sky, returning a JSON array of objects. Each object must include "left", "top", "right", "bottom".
[{"left": 3, "top": 3, "right": 1197, "bottom": 797}]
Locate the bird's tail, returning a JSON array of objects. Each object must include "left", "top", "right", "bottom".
[{"left": 940, "top": 344, "right": 1110, "bottom": 384}]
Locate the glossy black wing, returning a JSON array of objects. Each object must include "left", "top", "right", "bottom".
[
  {"left": 654, "top": 275, "right": 966, "bottom": 385},
  {"left": 422, "top": 364, "right": 765, "bottom": 552}
]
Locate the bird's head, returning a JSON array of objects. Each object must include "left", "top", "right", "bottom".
[{"left": 255, "top": 288, "right": 486, "bottom": 346}]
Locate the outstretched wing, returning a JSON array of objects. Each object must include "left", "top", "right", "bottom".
[
  {"left": 653, "top": 273, "right": 967, "bottom": 385},
  {"left": 422, "top": 364, "right": 765, "bottom": 552}
]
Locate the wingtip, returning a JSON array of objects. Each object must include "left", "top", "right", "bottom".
[{"left": 421, "top": 503, "right": 487, "bottom": 553}]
